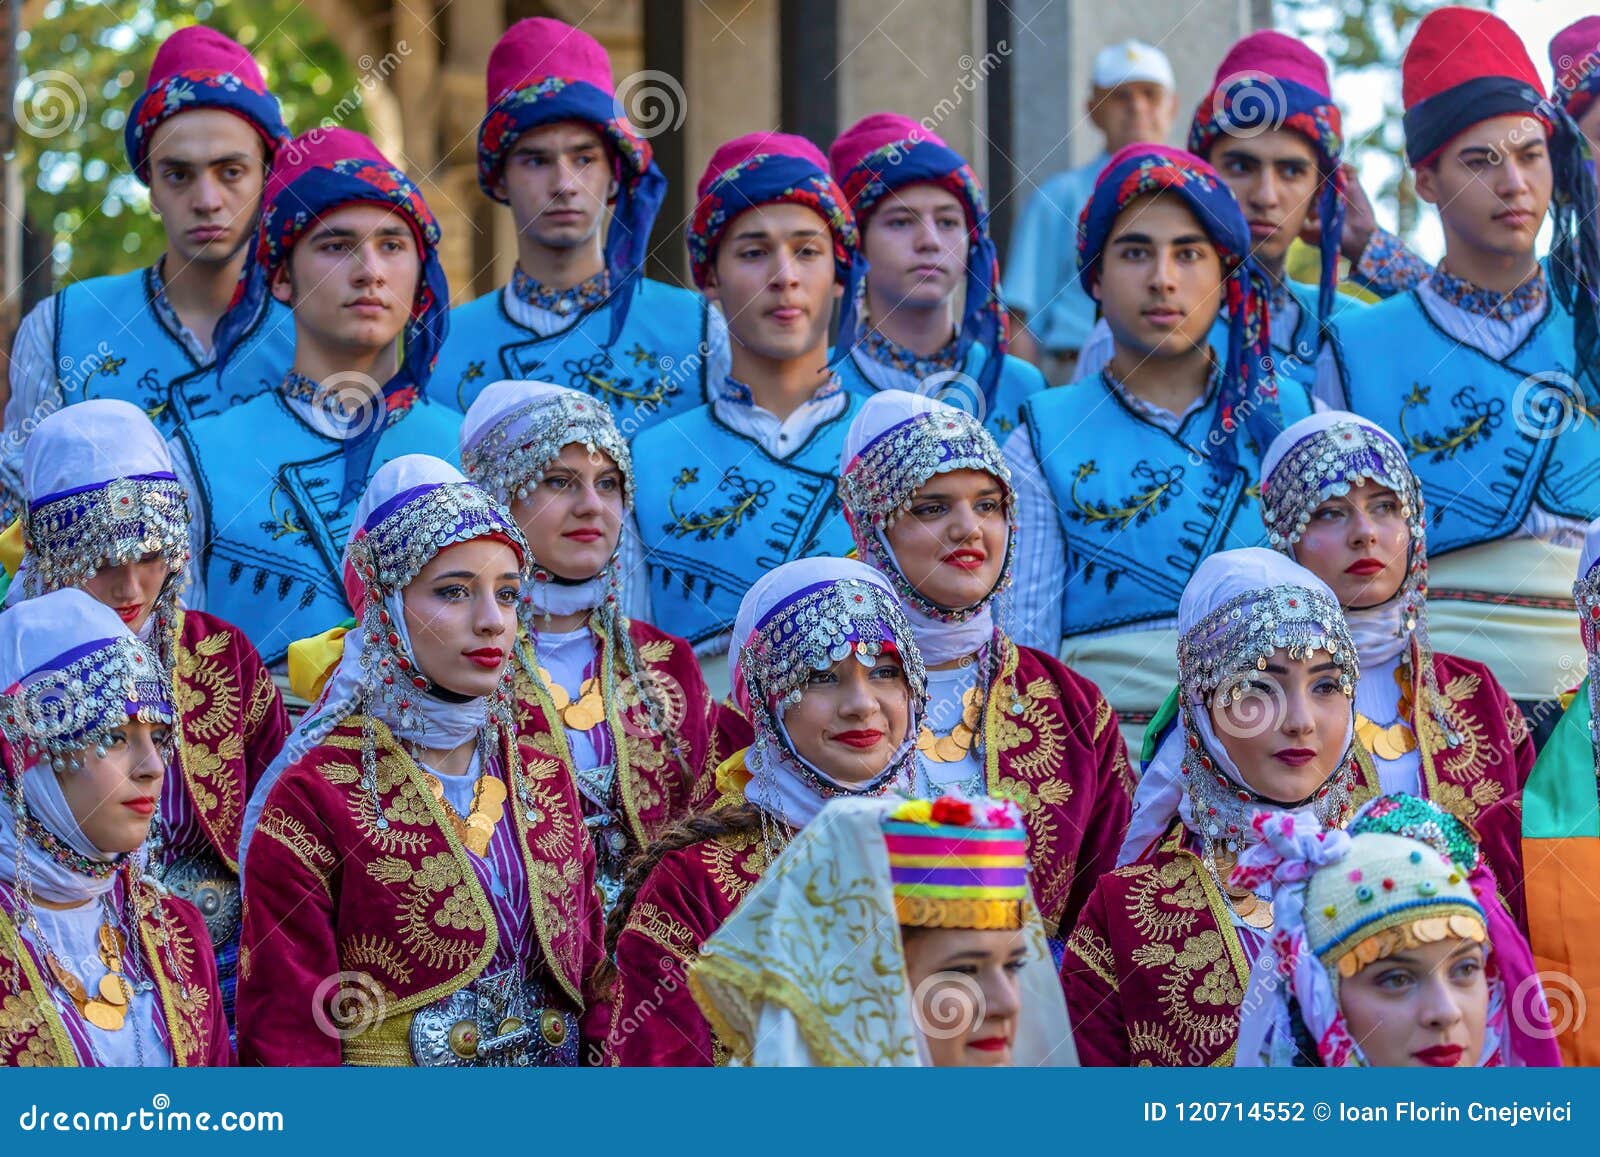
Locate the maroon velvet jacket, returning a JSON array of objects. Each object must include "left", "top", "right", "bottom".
[
  {"left": 236, "top": 716, "right": 606, "bottom": 1066},
  {"left": 0, "top": 872, "right": 232, "bottom": 1066},
  {"left": 512, "top": 618, "right": 753, "bottom": 845},
  {"left": 975, "top": 641, "right": 1134, "bottom": 937},
  {"left": 170, "top": 609, "right": 289, "bottom": 870}
]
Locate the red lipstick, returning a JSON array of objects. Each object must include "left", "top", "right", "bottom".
[
  {"left": 1345, "top": 557, "right": 1385, "bottom": 576},
  {"left": 1273, "top": 748, "right": 1317, "bottom": 768},
  {"left": 122, "top": 797, "right": 157, "bottom": 817},
  {"left": 113, "top": 604, "right": 143, "bottom": 624},
  {"left": 464, "top": 647, "right": 505, "bottom": 670},
  {"left": 831, "top": 729, "right": 885, "bottom": 749},
  {"left": 1413, "top": 1043, "right": 1465, "bottom": 1067},
  {"left": 942, "top": 548, "right": 986, "bottom": 571},
  {"left": 967, "top": 1036, "right": 1008, "bottom": 1053}
]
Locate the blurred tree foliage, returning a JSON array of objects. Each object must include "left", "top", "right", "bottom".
[{"left": 15, "top": 0, "right": 369, "bottom": 284}]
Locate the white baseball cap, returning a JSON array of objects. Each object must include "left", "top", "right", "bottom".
[{"left": 1091, "top": 39, "right": 1175, "bottom": 90}]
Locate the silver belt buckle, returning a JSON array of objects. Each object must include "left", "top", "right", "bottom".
[
  {"left": 408, "top": 968, "right": 579, "bottom": 1067},
  {"left": 154, "top": 853, "right": 240, "bottom": 948}
]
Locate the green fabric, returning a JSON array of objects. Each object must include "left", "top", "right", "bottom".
[
  {"left": 1141, "top": 684, "right": 1182, "bottom": 768},
  {"left": 1522, "top": 678, "right": 1600, "bottom": 839}
]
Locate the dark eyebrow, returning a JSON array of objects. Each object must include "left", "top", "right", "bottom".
[
  {"left": 156, "top": 150, "right": 254, "bottom": 169},
  {"left": 1456, "top": 146, "right": 1499, "bottom": 162},
  {"left": 914, "top": 486, "right": 1004, "bottom": 502},
  {"left": 1261, "top": 660, "right": 1338, "bottom": 675},
  {"left": 730, "top": 227, "right": 827, "bottom": 244}
]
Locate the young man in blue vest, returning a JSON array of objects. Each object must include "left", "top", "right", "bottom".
[
  {"left": 1004, "top": 144, "right": 1311, "bottom": 750},
  {"left": 627, "top": 132, "right": 863, "bottom": 690},
  {"left": 1318, "top": 7, "right": 1600, "bottom": 742},
  {"left": 2, "top": 26, "right": 294, "bottom": 506},
  {"left": 171, "top": 128, "right": 463, "bottom": 668},
  {"left": 430, "top": 18, "right": 709, "bottom": 433},
  {"left": 826, "top": 112, "right": 1045, "bottom": 439},
  {"left": 1004, "top": 40, "right": 1177, "bottom": 385}
]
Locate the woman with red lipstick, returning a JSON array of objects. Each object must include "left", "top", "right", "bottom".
[
  {"left": 7, "top": 398, "right": 288, "bottom": 1036},
  {"left": 1231, "top": 793, "right": 1558, "bottom": 1067},
  {"left": 1259, "top": 412, "right": 1531, "bottom": 842},
  {"left": 0, "top": 589, "right": 231, "bottom": 1066},
  {"left": 605, "top": 557, "right": 926, "bottom": 1065},
  {"left": 839, "top": 389, "right": 1133, "bottom": 941},
  {"left": 236, "top": 455, "right": 606, "bottom": 1066},
  {"left": 459, "top": 379, "right": 749, "bottom": 912},
  {"left": 1064, "top": 548, "right": 1365, "bottom": 1066},
  {"left": 689, "top": 795, "right": 1075, "bottom": 1067}
]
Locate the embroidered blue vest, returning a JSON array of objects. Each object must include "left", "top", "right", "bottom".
[
  {"left": 630, "top": 397, "right": 863, "bottom": 648},
  {"left": 1327, "top": 291, "right": 1600, "bottom": 556},
  {"left": 1206, "top": 282, "right": 1364, "bottom": 396},
  {"left": 832, "top": 343, "right": 1047, "bottom": 441},
  {"left": 430, "top": 278, "right": 711, "bottom": 431},
  {"left": 177, "top": 393, "right": 463, "bottom": 665},
  {"left": 1026, "top": 375, "right": 1314, "bottom": 637},
  {"left": 54, "top": 267, "right": 293, "bottom": 434}
]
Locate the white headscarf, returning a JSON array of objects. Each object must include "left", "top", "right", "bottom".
[
  {"left": 690, "top": 796, "right": 1076, "bottom": 1067},
  {"left": 838, "top": 390, "right": 1011, "bottom": 665},
  {"left": 10, "top": 399, "right": 189, "bottom": 614},
  {"left": 0, "top": 589, "right": 172, "bottom": 904},
  {"left": 1260, "top": 411, "right": 1421, "bottom": 669},
  {"left": 239, "top": 455, "right": 525, "bottom": 868},
  {"left": 459, "top": 379, "right": 633, "bottom": 619},
  {"left": 1579, "top": 517, "right": 1600, "bottom": 582},
  {"left": 730, "top": 558, "right": 927, "bottom": 829},
  {"left": 1119, "top": 548, "right": 1357, "bottom": 864}
]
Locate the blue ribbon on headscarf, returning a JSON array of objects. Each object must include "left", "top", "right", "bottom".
[
  {"left": 215, "top": 163, "right": 451, "bottom": 503},
  {"left": 1077, "top": 148, "right": 1285, "bottom": 474}
]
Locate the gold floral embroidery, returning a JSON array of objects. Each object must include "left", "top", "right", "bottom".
[
  {"left": 1065, "top": 922, "right": 1117, "bottom": 988},
  {"left": 704, "top": 831, "right": 776, "bottom": 907},
  {"left": 380, "top": 850, "right": 484, "bottom": 972},
  {"left": 173, "top": 624, "right": 248, "bottom": 854},
  {"left": 625, "top": 900, "right": 702, "bottom": 962},
  {"left": 257, "top": 806, "right": 336, "bottom": 892},
  {"left": 138, "top": 890, "right": 211, "bottom": 1065},
  {"left": 1420, "top": 671, "right": 1508, "bottom": 823}
]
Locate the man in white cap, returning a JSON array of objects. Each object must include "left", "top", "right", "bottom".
[{"left": 1004, "top": 40, "right": 1177, "bottom": 384}]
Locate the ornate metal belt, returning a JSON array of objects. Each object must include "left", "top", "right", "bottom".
[
  {"left": 152, "top": 851, "right": 240, "bottom": 949},
  {"left": 408, "top": 967, "right": 579, "bottom": 1067}
]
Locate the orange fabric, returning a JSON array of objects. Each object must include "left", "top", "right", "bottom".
[{"left": 1522, "top": 836, "right": 1600, "bottom": 1066}]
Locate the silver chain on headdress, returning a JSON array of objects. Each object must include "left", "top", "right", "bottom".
[
  {"left": 838, "top": 408, "right": 1016, "bottom": 624},
  {"left": 0, "top": 636, "right": 174, "bottom": 776},
  {"left": 463, "top": 391, "right": 693, "bottom": 785},
  {"left": 343, "top": 482, "right": 528, "bottom": 828},
  {"left": 1177, "top": 584, "right": 1359, "bottom": 853},
  {"left": 23, "top": 476, "right": 191, "bottom": 669},
  {"left": 740, "top": 576, "right": 929, "bottom": 807},
  {"left": 1260, "top": 419, "right": 1459, "bottom": 746}
]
